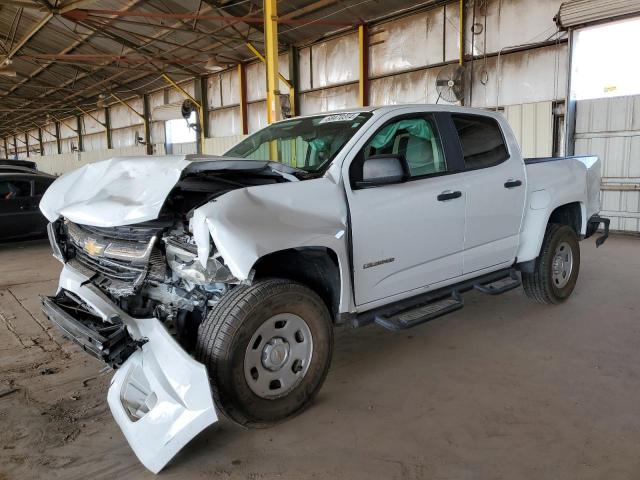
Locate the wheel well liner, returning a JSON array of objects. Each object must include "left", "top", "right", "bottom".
[
  {"left": 252, "top": 247, "right": 341, "bottom": 321},
  {"left": 548, "top": 202, "right": 582, "bottom": 234}
]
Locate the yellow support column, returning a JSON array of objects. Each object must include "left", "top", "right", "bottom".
[
  {"left": 264, "top": 0, "right": 281, "bottom": 125},
  {"left": 358, "top": 25, "right": 369, "bottom": 107}
]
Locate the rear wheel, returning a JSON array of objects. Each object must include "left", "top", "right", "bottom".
[
  {"left": 522, "top": 223, "right": 580, "bottom": 304},
  {"left": 195, "top": 278, "right": 333, "bottom": 427}
]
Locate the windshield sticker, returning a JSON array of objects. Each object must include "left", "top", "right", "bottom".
[{"left": 319, "top": 113, "right": 360, "bottom": 123}]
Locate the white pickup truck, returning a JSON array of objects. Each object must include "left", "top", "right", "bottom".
[{"left": 39, "top": 105, "right": 609, "bottom": 472}]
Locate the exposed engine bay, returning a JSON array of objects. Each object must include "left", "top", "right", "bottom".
[{"left": 47, "top": 163, "right": 300, "bottom": 363}]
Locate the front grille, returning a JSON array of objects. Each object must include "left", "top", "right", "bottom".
[
  {"left": 78, "top": 224, "right": 162, "bottom": 242},
  {"left": 64, "top": 221, "right": 163, "bottom": 296},
  {"left": 75, "top": 249, "right": 146, "bottom": 282}
]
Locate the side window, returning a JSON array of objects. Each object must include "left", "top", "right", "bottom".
[
  {"left": 452, "top": 114, "right": 509, "bottom": 170},
  {"left": 361, "top": 116, "right": 446, "bottom": 178},
  {"left": 34, "top": 178, "right": 52, "bottom": 196},
  {"left": 0, "top": 180, "right": 31, "bottom": 200}
]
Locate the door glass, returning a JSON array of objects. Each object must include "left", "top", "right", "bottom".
[
  {"left": 362, "top": 116, "right": 446, "bottom": 178},
  {"left": 452, "top": 114, "right": 509, "bottom": 170},
  {"left": 0, "top": 180, "right": 31, "bottom": 200},
  {"left": 33, "top": 178, "right": 52, "bottom": 196}
]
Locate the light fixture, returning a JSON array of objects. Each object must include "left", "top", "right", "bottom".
[
  {"left": 204, "top": 55, "right": 224, "bottom": 72},
  {"left": 96, "top": 93, "right": 108, "bottom": 109}
]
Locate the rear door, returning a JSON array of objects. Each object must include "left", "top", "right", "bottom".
[
  {"left": 449, "top": 114, "right": 527, "bottom": 274},
  {"left": 0, "top": 175, "right": 35, "bottom": 240}
]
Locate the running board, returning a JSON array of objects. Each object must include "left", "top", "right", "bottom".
[
  {"left": 473, "top": 271, "right": 521, "bottom": 295},
  {"left": 374, "top": 293, "right": 463, "bottom": 331}
]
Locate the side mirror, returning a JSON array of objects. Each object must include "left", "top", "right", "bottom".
[{"left": 355, "top": 154, "right": 407, "bottom": 189}]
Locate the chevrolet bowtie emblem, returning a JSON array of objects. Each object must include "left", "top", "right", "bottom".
[{"left": 84, "top": 238, "right": 104, "bottom": 256}]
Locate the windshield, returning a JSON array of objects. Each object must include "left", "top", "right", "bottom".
[{"left": 225, "top": 112, "right": 372, "bottom": 173}]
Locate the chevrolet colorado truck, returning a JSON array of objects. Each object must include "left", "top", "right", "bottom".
[{"left": 39, "top": 105, "right": 609, "bottom": 473}]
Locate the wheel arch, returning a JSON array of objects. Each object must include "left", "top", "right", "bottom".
[
  {"left": 517, "top": 200, "right": 585, "bottom": 265},
  {"left": 251, "top": 247, "right": 345, "bottom": 323}
]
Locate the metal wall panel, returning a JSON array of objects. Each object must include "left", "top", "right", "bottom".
[
  {"left": 369, "top": 67, "right": 445, "bottom": 105},
  {"left": 575, "top": 95, "right": 640, "bottom": 232},
  {"left": 504, "top": 102, "right": 553, "bottom": 157},
  {"left": 472, "top": 0, "right": 563, "bottom": 53},
  {"left": 209, "top": 107, "right": 242, "bottom": 137},
  {"left": 81, "top": 110, "right": 105, "bottom": 135},
  {"left": 248, "top": 101, "right": 268, "bottom": 133},
  {"left": 299, "top": 84, "right": 359, "bottom": 116},
  {"left": 310, "top": 33, "right": 358, "bottom": 88},
  {"left": 171, "top": 142, "right": 197, "bottom": 154},
  {"left": 167, "top": 81, "right": 194, "bottom": 104},
  {"left": 111, "top": 126, "right": 142, "bottom": 149},
  {"left": 203, "top": 135, "right": 246, "bottom": 155},
  {"left": 32, "top": 146, "right": 149, "bottom": 176},
  {"left": 469, "top": 44, "right": 567, "bottom": 108}
]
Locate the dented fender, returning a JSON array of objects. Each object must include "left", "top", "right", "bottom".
[{"left": 191, "top": 177, "right": 353, "bottom": 312}]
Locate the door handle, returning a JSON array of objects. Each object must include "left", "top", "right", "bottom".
[
  {"left": 437, "top": 190, "right": 462, "bottom": 201},
  {"left": 504, "top": 179, "right": 522, "bottom": 188}
]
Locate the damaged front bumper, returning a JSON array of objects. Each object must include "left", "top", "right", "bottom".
[{"left": 41, "top": 263, "right": 218, "bottom": 473}]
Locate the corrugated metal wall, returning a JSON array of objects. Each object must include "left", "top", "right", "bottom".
[
  {"left": 575, "top": 95, "right": 640, "bottom": 232},
  {"left": 1, "top": 0, "right": 567, "bottom": 171},
  {"left": 504, "top": 102, "right": 554, "bottom": 158}
]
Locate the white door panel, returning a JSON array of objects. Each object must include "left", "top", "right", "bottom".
[{"left": 349, "top": 174, "right": 466, "bottom": 305}]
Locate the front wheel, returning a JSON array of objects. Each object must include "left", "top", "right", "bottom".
[
  {"left": 195, "top": 278, "right": 333, "bottom": 427},
  {"left": 522, "top": 223, "right": 580, "bottom": 304}
]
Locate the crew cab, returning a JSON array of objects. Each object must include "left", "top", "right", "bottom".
[{"left": 39, "top": 105, "right": 609, "bottom": 472}]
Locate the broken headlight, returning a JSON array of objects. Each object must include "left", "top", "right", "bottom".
[{"left": 164, "top": 235, "right": 237, "bottom": 285}]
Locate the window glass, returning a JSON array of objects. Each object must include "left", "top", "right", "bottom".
[
  {"left": 452, "top": 114, "right": 509, "bottom": 169},
  {"left": 34, "top": 178, "right": 52, "bottom": 195},
  {"left": 361, "top": 116, "right": 446, "bottom": 178},
  {"left": 0, "top": 180, "right": 31, "bottom": 200},
  {"left": 226, "top": 112, "right": 371, "bottom": 172}
]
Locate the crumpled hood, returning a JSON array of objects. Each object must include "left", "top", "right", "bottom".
[
  {"left": 40, "top": 155, "right": 191, "bottom": 227},
  {"left": 39, "top": 154, "right": 299, "bottom": 227}
]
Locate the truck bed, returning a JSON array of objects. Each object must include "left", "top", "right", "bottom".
[{"left": 524, "top": 155, "right": 601, "bottom": 225}]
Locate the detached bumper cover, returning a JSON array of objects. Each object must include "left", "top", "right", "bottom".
[{"left": 41, "top": 263, "right": 218, "bottom": 474}]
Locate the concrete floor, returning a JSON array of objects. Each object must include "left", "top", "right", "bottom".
[{"left": 1, "top": 235, "right": 639, "bottom": 480}]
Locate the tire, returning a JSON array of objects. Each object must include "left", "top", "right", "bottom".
[
  {"left": 522, "top": 223, "right": 580, "bottom": 304},
  {"left": 195, "top": 278, "right": 333, "bottom": 427}
]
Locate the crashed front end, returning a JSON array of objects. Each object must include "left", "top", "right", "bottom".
[
  {"left": 37, "top": 156, "right": 299, "bottom": 473},
  {"left": 42, "top": 218, "right": 238, "bottom": 472}
]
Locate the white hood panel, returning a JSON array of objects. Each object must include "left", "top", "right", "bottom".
[{"left": 40, "top": 155, "right": 190, "bottom": 227}]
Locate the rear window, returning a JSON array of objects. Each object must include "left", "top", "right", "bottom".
[{"left": 452, "top": 114, "right": 509, "bottom": 169}]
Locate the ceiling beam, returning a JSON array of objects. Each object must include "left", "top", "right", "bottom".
[{"left": 63, "top": 8, "right": 354, "bottom": 26}]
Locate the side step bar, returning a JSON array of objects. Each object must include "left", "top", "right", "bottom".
[
  {"left": 375, "top": 292, "right": 463, "bottom": 331},
  {"left": 356, "top": 268, "right": 521, "bottom": 332},
  {"left": 473, "top": 271, "right": 521, "bottom": 295}
]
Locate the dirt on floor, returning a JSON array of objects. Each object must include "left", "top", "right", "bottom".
[{"left": 1, "top": 235, "right": 640, "bottom": 480}]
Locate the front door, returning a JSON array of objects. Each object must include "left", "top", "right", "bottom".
[{"left": 345, "top": 113, "right": 467, "bottom": 307}]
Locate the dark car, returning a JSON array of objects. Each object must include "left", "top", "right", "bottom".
[{"left": 0, "top": 160, "right": 55, "bottom": 241}]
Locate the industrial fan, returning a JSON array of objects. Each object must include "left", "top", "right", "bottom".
[{"left": 435, "top": 64, "right": 467, "bottom": 104}]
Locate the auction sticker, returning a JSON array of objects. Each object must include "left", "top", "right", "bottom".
[{"left": 319, "top": 113, "right": 360, "bottom": 123}]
